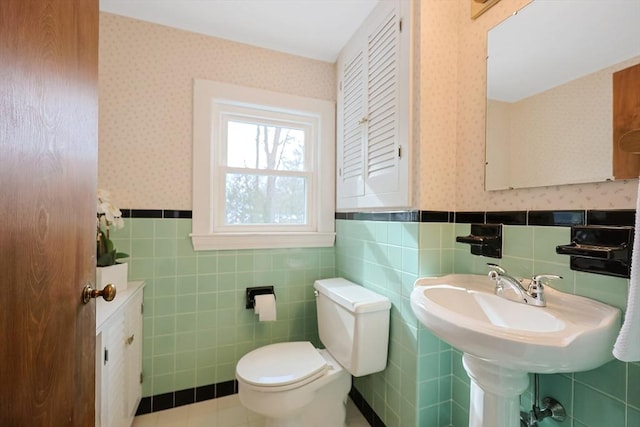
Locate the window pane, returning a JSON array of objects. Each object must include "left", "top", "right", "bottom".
[
  {"left": 225, "top": 173, "right": 307, "bottom": 225},
  {"left": 226, "top": 121, "right": 305, "bottom": 171}
]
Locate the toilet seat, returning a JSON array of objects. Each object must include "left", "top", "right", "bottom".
[{"left": 236, "top": 341, "right": 328, "bottom": 392}]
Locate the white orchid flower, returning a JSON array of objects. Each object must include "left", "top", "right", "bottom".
[
  {"left": 96, "top": 189, "right": 127, "bottom": 266},
  {"left": 97, "top": 189, "right": 111, "bottom": 209},
  {"left": 97, "top": 191, "right": 124, "bottom": 229},
  {"left": 111, "top": 216, "right": 125, "bottom": 229}
]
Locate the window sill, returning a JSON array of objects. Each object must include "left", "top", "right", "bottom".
[{"left": 190, "top": 232, "right": 335, "bottom": 251}]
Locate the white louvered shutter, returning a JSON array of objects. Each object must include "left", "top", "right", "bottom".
[
  {"left": 336, "top": 0, "right": 409, "bottom": 210},
  {"left": 366, "top": 9, "right": 400, "bottom": 194},
  {"left": 338, "top": 50, "right": 366, "bottom": 199}
]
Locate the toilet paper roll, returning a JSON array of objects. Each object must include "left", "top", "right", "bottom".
[{"left": 254, "top": 294, "right": 277, "bottom": 322}]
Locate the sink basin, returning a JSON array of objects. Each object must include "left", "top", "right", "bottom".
[
  {"left": 411, "top": 274, "right": 621, "bottom": 373},
  {"left": 411, "top": 274, "right": 620, "bottom": 427},
  {"left": 411, "top": 274, "right": 621, "bottom": 427}
]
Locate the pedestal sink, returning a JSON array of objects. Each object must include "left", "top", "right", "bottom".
[{"left": 410, "top": 274, "right": 621, "bottom": 427}]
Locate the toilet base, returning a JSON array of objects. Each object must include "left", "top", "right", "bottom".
[
  {"left": 296, "top": 372, "right": 349, "bottom": 427},
  {"left": 239, "top": 350, "right": 351, "bottom": 427},
  {"left": 259, "top": 374, "right": 350, "bottom": 427},
  {"left": 264, "top": 417, "right": 305, "bottom": 427}
]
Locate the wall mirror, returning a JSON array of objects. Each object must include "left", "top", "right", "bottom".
[{"left": 485, "top": 0, "right": 640, "bottom": 191}]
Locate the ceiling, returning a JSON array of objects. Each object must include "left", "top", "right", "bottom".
[{"left": 99, "top": 0, "right": 381, "bottom": 62}]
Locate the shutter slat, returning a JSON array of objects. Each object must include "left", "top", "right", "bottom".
[
  {"left": 367, "top": 10, "right": 398, "bottom": 179},
  {"left": 342, "top": 51, "right": 365, "bottom": 182}
]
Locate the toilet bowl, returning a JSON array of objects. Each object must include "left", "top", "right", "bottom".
[
  {"left": 235, "top": 278, "right": 391, "bottom": 427},
  {"left": 236, "top": 342, "right": 351, "bottom": 427}
]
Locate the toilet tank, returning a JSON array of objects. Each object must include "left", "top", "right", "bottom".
[{"left": 314, "top": 278, "right": 391, "bottom": 376}]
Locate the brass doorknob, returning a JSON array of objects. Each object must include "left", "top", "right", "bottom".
[{"left": 82, "top": 283, "right": 116, "bottom": 304}]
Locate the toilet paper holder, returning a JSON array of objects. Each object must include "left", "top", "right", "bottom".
[{"left": 246, "top": 286, "right": 276, "bottom": 309}]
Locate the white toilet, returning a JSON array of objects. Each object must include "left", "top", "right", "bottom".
[{"left": 235, "top": 277, "right": 391, "bottom": 427}]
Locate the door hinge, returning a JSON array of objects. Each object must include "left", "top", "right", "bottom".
[
  {"left": 141, "top": 303, "right": 144, "bottom": 314},
  {"left": 104, "top": 348, "right": 109, "bottom": 365},
  {"left": 140, "top": 372, "right": 144, "bottom": 384},
  {"left": 339, "top": 81, "right": 342, "bottom": 92},
  {"left": 399, "top": 18, "right": 403, "bottom": 33},
  {"left": 398, "top": 145, "right": 402, "bottom": 158}
]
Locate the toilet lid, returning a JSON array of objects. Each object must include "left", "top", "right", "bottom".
[{"left": 236, "top": 341, "right": 328, "bottom": 389}]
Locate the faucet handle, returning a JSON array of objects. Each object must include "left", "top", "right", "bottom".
[
  {"left": 529, "top": 274, "right": 562, "bottom": 297},
  {"left": 531, "top": 274, "right": 562, "bottom": 285},
  {"left": 486, "top": 263, "right": 507, "bottom": 274}
]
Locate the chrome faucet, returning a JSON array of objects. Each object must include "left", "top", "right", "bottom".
[{"left": 486, "top": 263, "right": 561, "bottom": 307}]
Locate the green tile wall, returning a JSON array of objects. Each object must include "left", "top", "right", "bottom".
[
  {"left": 335, "top": 220, "right": 455, "bottom": 427},
  {"left": 113, "top": 217, "right": 638, "bottom": 427},
  {"left": 451, "top": 223, "right": 638, "bottom": 427},
  {"left": 336, "top": 220, "right": 638, "bottom": 427},
  {"left": 111, "top": 217, "right": 335, "bottom": 397}
]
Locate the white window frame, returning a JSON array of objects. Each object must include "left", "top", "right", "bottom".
[{"left": 191, "top": 79, "right": 335, "bottom": 250}]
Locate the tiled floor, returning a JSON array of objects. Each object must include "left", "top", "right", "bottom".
[{"left": 132, "top": 394, "right": 370, "bottom": 427}]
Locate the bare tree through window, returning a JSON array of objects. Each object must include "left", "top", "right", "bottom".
[{"left": 225, "top": 120, "right": 307, "bottom": 225}]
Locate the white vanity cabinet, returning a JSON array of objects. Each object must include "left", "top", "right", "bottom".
[
  {"left": 336, "top": 0, "right": 412, "bottom": 210},
  {"left": 95, "top": 281, "right": 144, "bottom": 427}
]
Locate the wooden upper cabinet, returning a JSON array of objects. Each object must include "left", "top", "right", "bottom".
[
  {"left": 336, "top": 0, "right": 412, "bottom": 210},
  {"left": 613, "top": 62, "right": 640, "bottom": 179}
]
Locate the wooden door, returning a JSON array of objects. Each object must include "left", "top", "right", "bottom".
[{"left": 0, "top": 0, "right": 98, "bottom": 425}]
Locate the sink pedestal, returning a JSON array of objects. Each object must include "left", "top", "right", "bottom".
[{"left": 462, "top": 354, "right": 529, "bottom": 427}]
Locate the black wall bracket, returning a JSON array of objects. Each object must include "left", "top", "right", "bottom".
[
  {"left": 245, "top": 286, "right": 275, "bottom": 309},
  {"left": 556, "top": 225, "right": 633, "bottom": 278},
  {"left": 456, "top": 223, "right": 503, "bottom": 259}
]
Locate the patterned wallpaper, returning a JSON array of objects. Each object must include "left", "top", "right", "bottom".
[
  {"left": 418, "top": 0, "right": 459, "bottom": 211},
  {"left": 98, "top": 13, "right": 336, "bottom": 210},
  {"left": 100, "top": 3, "right": 638, "bottom": 213},
  {"left": 453, "top": 0, "right": 638, "bottom": 211}
]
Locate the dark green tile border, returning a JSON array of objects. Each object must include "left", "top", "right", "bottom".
[
  {"left": 337, "top": 209, "right": 633, "bottom": 227},
  {"left": 528, "top": 210, "right": 584, "bottom": 226},
  {"left": 455, "top": 211, "right": 485, "bottom": 224},
  {"left": 350, "top": 387, "right": 386, "bottom": 427},
  {"left": 335, "top": 211, "right": 420, "bottom": 221},
  {"left": 421, "top": 210, "right": 452, "bottom": 222},
  {"left": 588, "top": 209, "right": 635, "bottom": 226},
  {"left": 124, "top": 208, "right": 632, "bottom": 227},
  {"left": 129, "top": 209, "right": 162, "bottom": 219},
  {"left": 486, "top": 211, "right": 526, "bottom": 225},
  {"left": 136, "top": 381, "right": 383, "bottom": 425},
  {"left": 121, "top": 209, "right": 192, "bottom": 219},
  {"left": 135, "top": 380, "right": 237, "bottom": 415}
]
